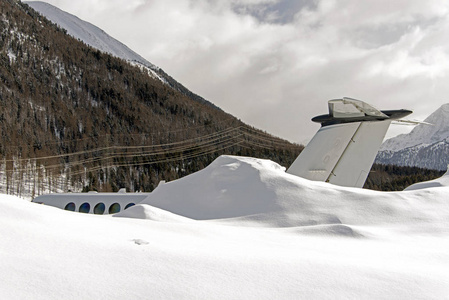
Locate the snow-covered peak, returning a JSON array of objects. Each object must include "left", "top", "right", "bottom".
[
  {"left": 25, "top": 1, "right": 157, "bottom": 70},
  {"left": 381, "top": 103, "right": 449, "bottom": 151}
]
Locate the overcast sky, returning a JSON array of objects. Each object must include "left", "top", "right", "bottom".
[{"left": 35, "top": 0, "right": 449, "bottom": 143}]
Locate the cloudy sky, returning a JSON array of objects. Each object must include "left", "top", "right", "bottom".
[{"left": 35, "top": 0, "right": 449, "bottom": 143}]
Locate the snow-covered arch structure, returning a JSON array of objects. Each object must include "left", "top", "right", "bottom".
[{"left": 33, "top": 189, "right": 150, "bottom": 214}]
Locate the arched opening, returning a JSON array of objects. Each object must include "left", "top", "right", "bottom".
[
  {"left": 94, "top": 203, "right": 105, "bottom": 215},
  {"left": 64, "top": 202, "right": 76, "bottom": 211},
  {"left": 108, "top": 203, "right": 121, "bottom": 214},
  {"left": 124, "top": 203, "right": 135, "bottom": 210},
  {"left": 79, "top": 202, "right": 90, "bottom": 213}
]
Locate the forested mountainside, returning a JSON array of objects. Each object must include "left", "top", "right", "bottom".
[
  {"left": 25, "top": 1, "right": 220, "bottom": 110},
  {"left": 0, "top": 0, "right": 302, "bottom": 197}
]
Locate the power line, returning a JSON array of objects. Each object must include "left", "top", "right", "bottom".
[{"left": 0, "top": 126, "right": 301, "bottom": 176}]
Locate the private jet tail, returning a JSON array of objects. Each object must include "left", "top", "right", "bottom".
[{"left": 287, "top": 98, "right": 412, "bottom": 188}]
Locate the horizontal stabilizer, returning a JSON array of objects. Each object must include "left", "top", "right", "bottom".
[
  {"left": 329, "top": 98, "right": 388, "bottom": 119},
  {"left": 393, "top": 119, "right": 434, "bottom": 126}
]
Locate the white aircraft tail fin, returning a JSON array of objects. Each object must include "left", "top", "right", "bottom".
[{"left": 287, "top": 98, "right": 412, "bottom": 188}]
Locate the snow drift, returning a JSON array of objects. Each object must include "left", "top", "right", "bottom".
[
  {"left": 128, "top": 156, "right": 449, "bottom": 232},
  {"left": 1, "top": 155, "right": 449, "bottom": 299}
]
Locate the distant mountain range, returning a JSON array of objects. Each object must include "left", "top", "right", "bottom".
[{"left": 376, "top": 104, "right": 449, "bottom": 171}]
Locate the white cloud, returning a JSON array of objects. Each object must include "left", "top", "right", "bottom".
[{"left": 36, "top": 0, "right": 449, "bottom": 142}]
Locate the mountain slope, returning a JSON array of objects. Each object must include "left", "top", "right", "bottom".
[
  {"left": 376, "top": 104, "right": 449, "bottom": 170},
  {"left": 0, "top": 0, "right": 302, "bottom": 197},
  {"left": 26, "top": 1, "right": 157, "bottom": 69},
  {"left": 25, "top": 1, "right": 219, "bottom": 109}
]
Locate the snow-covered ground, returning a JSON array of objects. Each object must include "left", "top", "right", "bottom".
[{"left": 1, "top": 155, "right": 448, "bottom": 299}]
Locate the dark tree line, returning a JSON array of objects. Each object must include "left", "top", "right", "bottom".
[{"left": 364, "top": 164, "right": 445, "bottom": 191}]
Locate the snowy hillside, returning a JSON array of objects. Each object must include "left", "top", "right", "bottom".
[
  {"left": 25, "top": 1, "right": 169, "bottom": 83},
  {"left": 1, "top": 155, "right": 449, "bottom": 299},
  {"left": 26, "top": 1, "right": 157, "bottom": 69},
  {"left": 377, "top": 103, "right": 449, "bottom": 170},
  {"left": 25, "top": 1, "right": 219, "bottom": 109}
]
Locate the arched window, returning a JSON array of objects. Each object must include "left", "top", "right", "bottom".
[
  {"left": 108, "top": 203, "right": 121, "bottom": 214},
  {"left": 64, "top": 202, "right": 76, "bottom": 211},
  {"left": 94, "top": 203, "right": 105, "bottom": 215},
  {"left": 79, "top": 202, "right": 90, "bottom": 213},
  {"left": 124, "top": 203, "right": 135, "bottom": 210}
]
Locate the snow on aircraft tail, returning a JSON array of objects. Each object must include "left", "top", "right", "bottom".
[{"left": 287, "top": 98, "right": 412, "bottom": 188}]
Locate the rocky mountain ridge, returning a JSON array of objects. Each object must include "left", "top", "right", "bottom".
[{"left": 377, "top": 103, "right": 449, "bottom": 170}]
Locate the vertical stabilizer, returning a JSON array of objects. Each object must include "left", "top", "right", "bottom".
[
  {"left": 286, "top": 122, "right": 361, "bottom": 183},
  {"left": 325, "top": 120, "right": 391, "bottom": 187},
  {"left": 287, "top": 98, "right": 412, "bottom": 188}
]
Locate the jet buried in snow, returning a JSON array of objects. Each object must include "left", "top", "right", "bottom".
[
  {"left": 33, "top": 97, "right": 413, "bottom": 213},
  {"left": 286, "top": 97, "right": 412, "bottom": 188}
]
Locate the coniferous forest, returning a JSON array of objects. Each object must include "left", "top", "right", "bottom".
[
  {"left": 0, "top": 0, "right": 303, "bottom": 197},
  {"left": 364, "top": 164, "right": 445, "bottom": 191},
  {"left": 0, "top": 0, "right": 443, "bottom": 197}
]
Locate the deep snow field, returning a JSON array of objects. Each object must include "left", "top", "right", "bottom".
[{"left": 1, "top": 155, "right": 448, "bottom": 299}]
